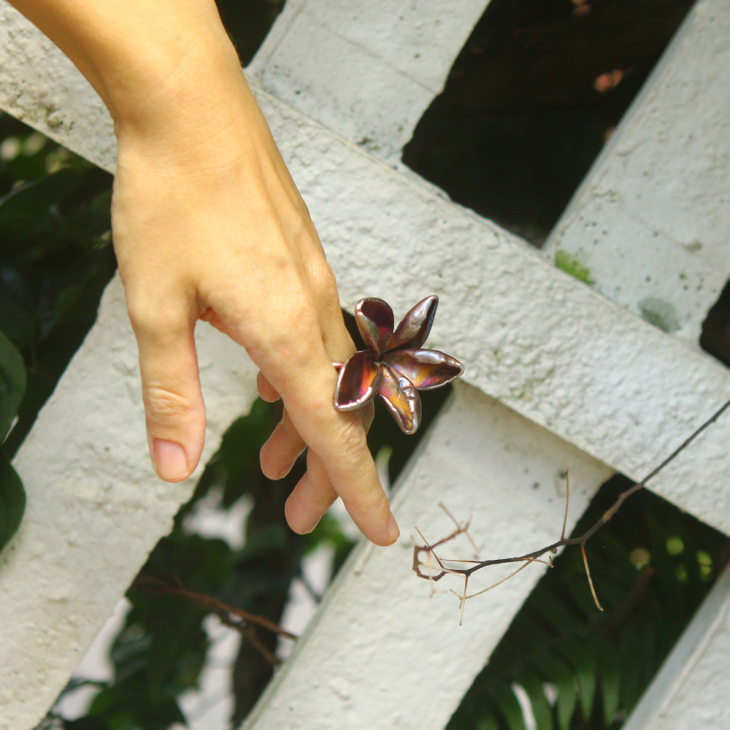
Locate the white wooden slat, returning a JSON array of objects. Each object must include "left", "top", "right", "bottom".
[
  {"left": 249, "top": 0, "right": 491, "bottom": 162},
  {"left": 543, "top": 0, "right": 730, "bottom": 347},
  {"left": 244, "top": 383, "right": 613, "bottom": 730},
  {"left": 0, "top": 3, "right": 115, "bottom": 173},
  {"left": 0, "top": 279, "right": 259, "bottom": 730},
  {"left": 254, "top": 87, "right": 730, "bottom": 539},
  {"left": 622, "top": 562, "right": 730, "bottom": 730}
]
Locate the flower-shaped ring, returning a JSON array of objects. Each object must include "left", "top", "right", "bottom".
[{"left": 334, "top": 296, "right": 464, "bottom": 434}]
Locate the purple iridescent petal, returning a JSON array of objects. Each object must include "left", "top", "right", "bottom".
[
  {"left": 355, "top": 298, "right": 394, "bottom": 357},
  {"left": 377, "top": 365, "right": 422, "bottom": 435},
  {"left": 382, "top": 348, "right": 464, "bottom": 390},
  {"left": 387, "top": 295, "right": 439, "bottom": 351},
  {"left": 334, "top": 351, "right": 382, "bottom": 411}
]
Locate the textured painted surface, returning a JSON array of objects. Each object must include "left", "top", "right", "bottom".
[
  {"left": 623, "top": 563, "right": 730, "bottom": 730},
  {"left": 250, "top": 0, "right": 490, "bottom": 161},
  {"left": 0, "top": 277, "right": 259, "bottom": 730},
  {"left": 243, "top": 384, "right": 613, "bottom": 730},
  {"left": 0, "top": 3, "right": 116, "bottom": 172},
  {"left": 543, "top": 0, "right": 730, "bottom": 347},
  {"left": 1, "top": 1, "right": 730, "bottom": 728},
  {"left": 255, "top": 88, "right": 730, "bottom": 540}
]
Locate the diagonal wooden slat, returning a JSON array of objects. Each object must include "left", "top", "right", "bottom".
[
  {"left": 0, "top": 277, "right": 260, "bottom": 730},
  {"left": 249, "top": 0, "right": 491, "bottom": 162},
  {"left": 543, "top": 0, "right": 730, "bottom": 347},
  {"left": 243, "top": 384, "right": 613, "bottom": 730}
]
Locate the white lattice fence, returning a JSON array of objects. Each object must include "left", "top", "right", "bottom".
[{"left": 0, "top": 0, "right": 729, "bottom": 728}]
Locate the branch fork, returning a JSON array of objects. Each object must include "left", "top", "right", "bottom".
[{"left": 413, "top": 397, "right": 730, "bottom": 624}]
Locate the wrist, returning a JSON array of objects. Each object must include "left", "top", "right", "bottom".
[{"left": 104, "top": 28, "right": 243, "bottom": 133}]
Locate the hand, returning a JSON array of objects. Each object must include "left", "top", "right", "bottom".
[
  {"left": 6, "top": 0, "right": 399, "bottom": 546},
  {"left": 111, "top": 78, "right": 398, "bottom": 547}
]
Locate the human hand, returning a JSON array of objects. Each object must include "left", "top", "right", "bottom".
[
  {"left": 6, "top": 0, "right": 398, "bottom": 546},
  {"left": 111, "top": 75, "right": 398, "bottom": 547}
]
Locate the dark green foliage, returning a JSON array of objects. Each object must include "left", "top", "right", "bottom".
[
  {"left": 0, "top": 327, "right": 25, "bottom": 446},
  {"left": 447, "top": 476, "right": 729, "bottom": 730},
  {"left": 0, "top": 446, "right": 25, "bottom": 552},
  {"left": 215, "top": 0, "right": 286, "bottom": 66},
  {"left": 0, "top": 115, "right": 114, "bottom": 554}
]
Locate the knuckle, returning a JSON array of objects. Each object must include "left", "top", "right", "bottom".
[
  {"left": 311, "top": 260, "right": 339, "bottom": 301},
  {"left": 143, "top": 385, "right": 191, "bottom": 423},
  {"left": 127, "top": 299, "right": 186, "bottom": 342}
]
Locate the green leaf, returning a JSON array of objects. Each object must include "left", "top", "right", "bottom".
[
  {"left": 575, "top": 662, "right": 597, "bottom": 720},
  {"left": 554, "top": 672, "right": 578, "bottom": 730},
  {"left": 0, "top": 327, "right": 26, "bottom": 439},
  {"left": 88, "top": 671, "right": 185, "bottom": 730},
  {"left": 475, "top": 714, "right": 503, "bottom": 730},
  {"left": 517, "top": 671, "right": 552, "bottom": 730},
  {"left": 490, "top": 684, "right": 527, "bottom": 730},
  {"left": 0, "top": 167, "right": 83, "bottom": 246},
  {"left": 592, "top": 638, "right": 622, "bottom": 725},
  {"left": 145, "top": 598, "right": 205, "bottom": 699},
  {"left": 0, "top": 449, "right": 25, "bottom": 552},
  {"left": 0, "top": 265, "right": 37, "bottom": 348},
  {"left": 601, "top": 668, "right": 622, "bottom": 726}
]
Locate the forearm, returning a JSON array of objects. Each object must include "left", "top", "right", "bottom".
[{"left": 6, "top": 0, "right": 262, "bottom": 145}]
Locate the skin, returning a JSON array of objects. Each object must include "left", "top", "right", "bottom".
[{"left": 8, "top": 0, "right": 399, "bottom": 546}]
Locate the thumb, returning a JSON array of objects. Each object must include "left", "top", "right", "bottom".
[{"left": 130, "top": 309, "right": 206, "bottom": 482}]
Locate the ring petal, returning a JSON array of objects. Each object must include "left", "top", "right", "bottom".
[
  {"left": 388, "top": 295, "right": 439, "bottom": 351},
  {"left": 355, "top": 298, "right": 394, "bottom": 357},
  {"left": 334, "top": 351, "right": 381, "bottom": 410},
  {"left": 382, "top": 349, "right": 464, "bottom": 390},
  {"left": 378, "top": 365, "right": 422, "bottom": 434}
]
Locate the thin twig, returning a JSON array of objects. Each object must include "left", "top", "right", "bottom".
[
  {"left": 581, "top": 544, "right": 603, "bottom": 611},
  {"left": 413, "top": 397, "right": 730, "bottom": 611},
  {"left": 561, "top": 470, "right": 570, "bottom": 542},
  {"left": 465, "top": 558, "right": 540, "bottom": 601},
  {"left": 132, "top": 574, "right": 298, "bottom": 641},
  {"left": 439, "top": 502, "right": 481, "bottom": 555}
]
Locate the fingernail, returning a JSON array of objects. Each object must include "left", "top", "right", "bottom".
[
  {"left": 152, "top": 439, "right": 189, "bottom": 481},
  {"left": 387, "top": 512, "right": 400, "bottom": 543}
]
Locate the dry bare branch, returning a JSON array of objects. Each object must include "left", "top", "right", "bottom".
[
  {"left": 132, "top": 573, "right": 298, "bottom": 642},
  {"left": 413, "top": 396, "right": 730, "bottom": 619}
]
